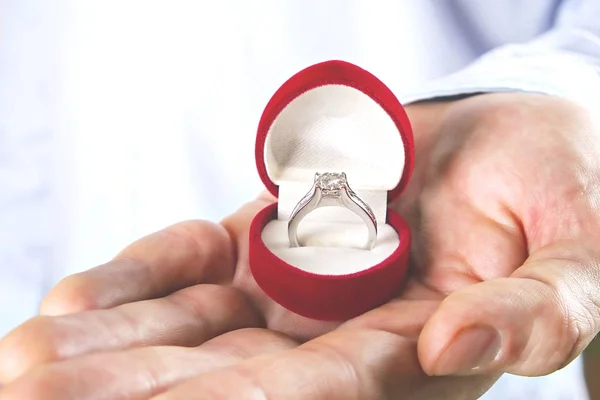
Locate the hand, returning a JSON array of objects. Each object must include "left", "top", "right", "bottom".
[{"left": 0, "top": 93, "right": 599, "bottom": 399}]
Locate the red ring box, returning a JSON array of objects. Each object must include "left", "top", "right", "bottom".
[{"left": 249, "top": 60, "right": 414, "bottom": 321}]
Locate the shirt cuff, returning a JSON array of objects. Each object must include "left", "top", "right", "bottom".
[{"left": 398, "top": 43, "right": 600, "bottom": 111}]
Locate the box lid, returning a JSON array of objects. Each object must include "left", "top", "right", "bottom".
[{"left": 255, "top": 60, "right": 414, "bottom": 203}]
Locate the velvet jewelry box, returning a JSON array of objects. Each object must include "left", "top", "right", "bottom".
[{"left": 249, "top": 60, "right": 414, "bottom": 321}]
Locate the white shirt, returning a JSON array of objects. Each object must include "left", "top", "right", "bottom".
[{"left": 1, "top": 1, "right": 598, "bottom": 398}]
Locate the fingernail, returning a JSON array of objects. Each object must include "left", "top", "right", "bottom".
[{"left": 431, "top": 326, "right": 501, "bottom": 376}]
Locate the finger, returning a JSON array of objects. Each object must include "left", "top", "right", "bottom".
[
  {"left": 0, "top": 329, "right": 296, "bottom": 400},
  {"left": 0, "top": 284, "right": 262, "bottom": 383},
  {"left": 222, "top": 193, "right": 342, "bottom": 340},
  {"left": 338, "top": 282, "right": 444, "bottom": 340},
  {"left": 418, "top": 240, "right": 600, "bottom": 377},
  {"left": 151, "top": 301, "right": 497, "bottom": 400},
  {"left": 40, "top": 219, "right": 236, "bottom": 315}
]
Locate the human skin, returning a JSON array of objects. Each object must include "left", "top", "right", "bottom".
[{"left": 0, "top": 92, "right": 599, "bottom": 399}]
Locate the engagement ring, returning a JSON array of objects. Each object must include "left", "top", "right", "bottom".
[{"left": 287, "top": 172, "right": 378, "bottom": 250}]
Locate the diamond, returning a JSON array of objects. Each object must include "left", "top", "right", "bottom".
[{"left": 315, "top": 172, "right": 347, "bottom": 191}]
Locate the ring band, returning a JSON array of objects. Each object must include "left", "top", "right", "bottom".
[{"left": 287, "top": 172, "right": 378, "bottom": 250}]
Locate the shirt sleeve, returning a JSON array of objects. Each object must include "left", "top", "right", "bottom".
[{"left": 400, "top": 0, "right": 600, "bottom": 111}]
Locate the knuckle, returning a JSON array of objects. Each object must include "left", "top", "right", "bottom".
[
  {"left": 553, "top": 306, "right": 581, "bottom": 371},
  {"left": 160, "top": 224, "right": 209, "bottom": 265},
  {"left": 154, "top": 223, "right": 206, "bottom": 257},
  {"left": 205, "top": 328, "right": 297, "bottom": 356},
  {"left": 169, "top": 284, "right": 241, "bottom": 317},
  {"left": 40, "top": 273, "right": 100, "bottom": 315},
  {"left": 159, "top": 221, "right": 234, "bottom": 280},
  {"left": 165, "top": 220, "right": 229, "bottom": 254},
  {"left": 228, "top": 366, "right": 272, "bottom": 400},
  {"left": 121, "top": 219, "right": 230, "bottom": 269},
  {"left": 516, "top": 261, "right": 595, "bottom": 371},
  {"left": 221, "top": 199, "right": 269, "bottom": 233},
  {"left": 545, "top": 256, "right": 600, "bottom": 350},
  {"left": 164, "top": 285, "right": 218, "bottom": 334},
  {"left": 167, "top": 285, "right": 261, "bottom": 333}
]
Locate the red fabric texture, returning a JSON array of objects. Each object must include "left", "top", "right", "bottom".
[
  {"left": 249, "top": 203, "right": 411, "bottom": 321},
  {"left": 255, "top": 59, "right": 414, "bottom": 202},
  {"left": 250, "top": 60, "right": 414, "bottom": 321}
]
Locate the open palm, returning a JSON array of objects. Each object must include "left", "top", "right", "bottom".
[{"left": 1, "top": 93, "right": 599, "bottom": 400}]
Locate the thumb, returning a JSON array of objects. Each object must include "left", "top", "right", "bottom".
[{"left": 418, "top": 240, "right": 600, "bottom": 377}]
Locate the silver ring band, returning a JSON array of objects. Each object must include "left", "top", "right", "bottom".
[{"left": 287, "top": 172, "right": 378, "bottom": 250}]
